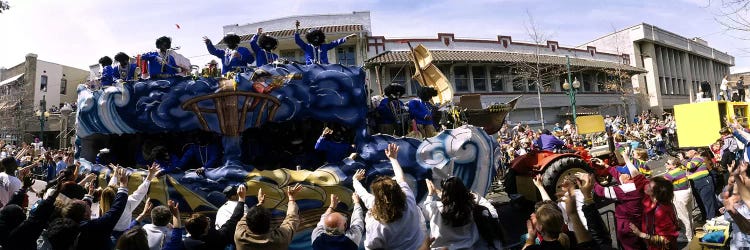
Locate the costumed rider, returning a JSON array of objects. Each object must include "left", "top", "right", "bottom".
[
  {"left": 377, "top": 83, "right": 407, "bottom": 135},
  {"left": 294, "top": 20, "right": 357, "bottom": 64},
  {"left": 181, "top": 133, "right": 221, "bottom": 177},
  {"left": 201, "top": 60, "right": 220, "bottom": 78},
  {"left": 315, "top": 125, "right": 355, "bottom": 164},
  {"left": 99, "top": 56, "right": 115, "bottom": 86},
  {"left": 113, "top": 52, "right": 138, "bottom": 82},
  {"left": 140, "top": 36, "right": 192, "bottom": 79},
  {"left": 407, "top": 87, "right": 438, "bottom": 138},
  {"left": 203, "top": 33, "right": 253, "bottom": 75},
  {"left": 249, "top": 28, "right": 279, "bottom": 66}
]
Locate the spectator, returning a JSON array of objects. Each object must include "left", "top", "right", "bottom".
[
  {"left": 0, "top": 157, "right": 22, "bottom": 207},
  {"left": 109, "top": 164, "right": 158, "bottom": 237},
  {"left": 215, "top": 185, "right": 248, "bottom": 230},
  {"left": 535, "top": 129, "right": 565, "bottom": 151},
  {"left": 235, "top": 183, "right": 302, "bottom": 250},
  {"left": 422, "top": 177, "right": 480, "bottom": 249},
  {"left": 352, "top": 143, "right": 426, "bottom": 249},
  {"left": 116, "top": 200, "right": 184, "bottom": 250},
  {"left": 631, "top": 148, "right": 652, "bottom": 177},
  {"left": 143, "top": 205, "right": 174, "bottom": 250},
  {"left": 311, "top": 193, "right": 364, "bottom": 250},
  {"left": 0, "top": 172, "right": 61, "bottom": 249},
  {"left": 47, "top": 218, "right": 81, "bottom": 250},
  {"left": 662, "top": 159, "right": 693, "bottom": 241},
  {"left": 63, "top": 167, "right": 129, "bottom": 250},
  {"left": 184, "top": 185, "right": 246, "bottom": 250},
  {"left": 629, "top": 177, "right": 679, "bottom": 250},
  {"left": 681, "top": 149, "right": 719, "bottom": 222}
]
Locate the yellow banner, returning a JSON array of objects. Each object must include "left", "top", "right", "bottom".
[{"left": 576, "top": 115, "right": 605, "bottom": 134}]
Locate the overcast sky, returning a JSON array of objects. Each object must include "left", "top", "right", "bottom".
[{"left": 1, "top": 0, "right": 748, "bottom": 73}]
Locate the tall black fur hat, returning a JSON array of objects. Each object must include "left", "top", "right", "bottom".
[
  {"left": 98, "top": 56, "right": 112, "bottom": 66},
  {"left": 417, "top": 87, "right": 438, "bottom": 101},
  {"left": 305, "top": 29, "right": 325, "bottom": 47},
  {"left": 114, "top": 52, "right": 130, "bottom": 65},
  {"left": 258, "top": 34, "right": 278, "bottom": 51},
  {"left": 155, "top": 36, "right": 172, "bottom": 50},
  {"left": 384, "top": 83, "right": 406, "bottom": 98},
  {"left": 223, "top": 34, "right": 241, "bottom": 49}
]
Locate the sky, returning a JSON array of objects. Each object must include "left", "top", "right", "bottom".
[{"left": 1, "top": 0, "right": 749, "bottom": 73}]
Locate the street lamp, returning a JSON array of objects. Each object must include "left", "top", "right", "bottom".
[
  {"left": 563, "top": 56, "right": 581, "bottom": 125},
  {"left": 36, "top": 95, "right": 50, "bottom": 147},
  {"left": 59, "top": 104, "right": 74, "bottom": 148}
]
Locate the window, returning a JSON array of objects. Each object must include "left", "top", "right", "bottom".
[
  {"left": 490, "top": 67, "right": 504, "bottom": 92},
  {"left": 336, "top": 46, "right": 356, "bottom": 66},
  {"left": 472, "top": 66, "right": 487, "bottom": 92},
  {"left": 454, "top": 66, "right": 469, "bottom": 92},
  {"left": 40, "top": 75, "right": 48, "bottom": 92},
  {"left": 280, "top": 50, "right": 302, "bottom": 63},
  {"left": 60, "top": 78, "right": 67, "bottom": 95},
  {"left": 512, "top": 77, "right": 526, "bottom": 92}
]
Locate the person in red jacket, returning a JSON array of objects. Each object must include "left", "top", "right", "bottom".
[{"left": 629, "top": 177, "right": 679, "bottom": 250}]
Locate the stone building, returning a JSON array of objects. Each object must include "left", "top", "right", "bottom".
[{"left": 0, "top": 54, "right": 88, "bottom": 147}]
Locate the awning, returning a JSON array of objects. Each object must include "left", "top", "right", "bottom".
[{"left": 0, "top": 73, "right": 23, "bottom": 87}]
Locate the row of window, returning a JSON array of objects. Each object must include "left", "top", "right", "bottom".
[
  {"left": 386, "top": 65, "right": 628, "bottom": 95},
  {"left": 278, "top": 46, "right": 357, "bottom": 66},
  {"left": 39, "top": 75, "right": 67, "bottom": 95},
  {"left": 655, "top": 44, "right": 730, "bottom": 96}
]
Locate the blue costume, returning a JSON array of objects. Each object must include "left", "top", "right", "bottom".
[
  {"left": 101, "top": 65, "right": 115, "bottom": 86},
  {"left": 140, "top": 51, "right": 180, "bottom": 78},
  {"left": 249, "top": 34, "right": 278, "bottom": 67},
  {"left": 113, "top": 63, "right": 138, "bottom": 81},
  {"left": 294, "top": 32, "right": 348, "bottom": 64},
  {"left": 204, "top": 41, "right": 253, "bottom": 74},
  {"left": 407, "top": 99, "right": 434, "bottom": 125},
  {"left": 315, "top": 136, "right": 354, "bottom": 164},
  {"left": 377, "top": 97, "right": 405, "bottom": 125}
]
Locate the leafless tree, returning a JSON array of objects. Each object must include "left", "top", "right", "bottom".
[
  {"left": 0, "top": 1, "right": 9, "bottom": 13},
  {"left": 710, "top": 0, "right": 750, "bottom": 38}
]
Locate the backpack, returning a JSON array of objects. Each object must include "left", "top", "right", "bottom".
[{"left": 472, "top": 204, "right": 505, "bottom": 249}]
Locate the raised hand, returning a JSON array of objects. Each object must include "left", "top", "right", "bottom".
[
  {"left": 168, "top": 200, "right": 180, "bottom": 217},
  {"left": 257, "top": 187, "right": 266, "bottom": 206},
  {"left": 330, "top": 194, "right": 340, "bottom": 208},
  {"left": 426, "top": 179, "right": 437, "bottom": 196},
  {"left": 147, "top": 163, "right": 159, "bottom": 180},
  {"left": 384, "top": 143, "right": 399, "bottom": 159},
  {"left": 352, "top": 193, "right": 360, "bottom": 204},
  {"left": 287, "top": 183, "right": 303, "bottom": 201},
  {"left": 117, "top": 168, "right": 128, "bottom": 188},
  {"left": 353, "top": 169, "right": 365, "bottom": 181},
  {"left": 532, "top": 175, "right": 543, "bottom": 188},
  {"left": 236, "top": 184, "right": 246, "bottom": 202},
  {"left": 202, "top": 36, "right": 210, "bottom": 43}
]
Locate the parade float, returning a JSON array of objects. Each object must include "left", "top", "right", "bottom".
[{"left": 75, "top": 43, "right": 517, "bottom": 248}]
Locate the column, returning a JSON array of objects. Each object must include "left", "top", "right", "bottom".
[{"left": 640, "top": 43, "right": 664, "bottom": 115}]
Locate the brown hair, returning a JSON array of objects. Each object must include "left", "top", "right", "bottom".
[
  {"left": 535, "top": 205, "right": 564, "bottom": 237},
  {"left": 185, "top": 214, "right": 210, "bottom": 237},
  {"left": 115, "top": 226, "right": 149, "bottom": 250},
  {"left": 634, "top": 148, "right": 648, "bottom": 161},
  {"left": 370, "top": 176, "right": 406, "bottom": 223}
]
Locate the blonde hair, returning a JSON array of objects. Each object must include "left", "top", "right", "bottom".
[
  {"left": 634, "top": 148, "right": 648, "bottom": 161},
  {"left": 99, "top": 186, "right": 117, "bottom": 215},
  {"left": 370, "top": 177, "right": 406, "bottom": 223}
]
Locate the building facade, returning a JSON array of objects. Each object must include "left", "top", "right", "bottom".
[
  {"left": 580, "top": 23, "right": 734, "bottom": 114},
  {"left": 0, "top": 54, "right": 88, "bottom": 147},
  {"left": 217, "top": 13, "right": 734, "bottom": 126}
]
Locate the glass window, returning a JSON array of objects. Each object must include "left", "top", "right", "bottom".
[
  {"left": 490, "top": 67, "right": 504, "bottom": 92},
  {"left": 40, "top": 75, "right": 48, "bottom": 92},
  {"left": 454, "top": 66, "right": 469, "bottom": 92},
  {"left": 512, "top": 77, "right": 526, "bottom": 92},
  {"left": 472, "top": 66, "right": 487, "bottom": 92},
  {"left": 60, "top": 78, "right": 67, "bottom": 95},
  {"left": 336, "top": 46, "right": 356, "bottom": 66}
]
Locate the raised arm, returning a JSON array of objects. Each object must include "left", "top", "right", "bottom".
[
  {"left": 532, "top": 175, "right": 552, "bottom": 201},
  {"left": 278, "top": 184, "right": 302, "bottom": 242},
  {"left": 322, "top": 34, "right": 356, "bottom": 50},
  {"left": 249, "top": 28, "right": 262, "bottom": 52},
  {"left": 203, "top": 36, "right": 224, "bottom": 58},
  {"left": 352, "top": 169, "right": 374, "bottom": 208},
  {"left": 621, "top": 150, "right": 640, "bottom": 176},
  {"left": 346, "top": 193, "right": 365, "bottom": 246},
  {"left": 385, "top": 143, "right": 406, "bottom": 183}
]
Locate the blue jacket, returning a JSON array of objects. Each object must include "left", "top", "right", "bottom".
[
  {"left": 101, "top": 65, "right": 115, "bottom": 86},
  {"left": 377, "top": 98, "right": 405, "bottom": 124},
  {"left": 249, "top": 34, "right": 279, "bottom": 67},
  {"left": 315, "top": 136, "right": 354, "bottom": 163},
  {"left": 407, "top": 99, "right": 434, "bottom": 125},
  {"left": 294, "top": 32, "right": 348, "bottom": 64},
  {"left": 113, "top": 63, "right": 138, "bottom": 81},
  {"left": 536, "top": 134, "right": 566, "bottom": 151},
  {"left": 140, "top": 51, "right": 180, "bottom": 77},
  {"left": 205, "top": 41, "right": 253, "bottom": 74}
]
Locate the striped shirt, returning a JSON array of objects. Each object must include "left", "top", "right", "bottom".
[
  {"left": 663, "top": 168, "right": 689, "bottom": 191},
  {"left": 684, "top": 157, "right": 709, "bottom": 180},
  {"left": 633, "top": 159, "right": 651, "bottom": 177}
]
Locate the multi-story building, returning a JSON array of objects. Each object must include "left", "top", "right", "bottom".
[
  {"left": 216, "top": 12, "right": 734, "bottom": 126},
  {"left": 580, "top": 23, "right": 735, "bottom": 114},
  {"left": 0, "top": 54, "right": 88, "bottom": 147}
]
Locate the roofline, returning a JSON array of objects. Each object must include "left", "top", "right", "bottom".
[
  {"left": 578, "top": 23, "right": 646, "bottom": 47},
  {"left": 36, "top": 59, "right": 88, "bottom": 72},
  {"left": 222, "top": 11, "right": 371, "bottom": 29},
  {"left": 370, "top": 33, "right": 626, "bottom": 57}
]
